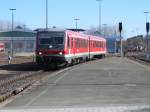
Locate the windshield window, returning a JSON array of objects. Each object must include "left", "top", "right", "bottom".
[
  {"left": 39, "top": 37, "right": 63, "bottom": 45},
  {"left": 38, "top": 32, "right": 64, "bottom": 45}
]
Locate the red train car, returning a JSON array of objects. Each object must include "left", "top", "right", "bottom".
[
  {"left": 36, "top": 28, "right": 106, "bottom": 67},
  {"left": 0, "top": 43, "right": 5, "bottom": 51}
]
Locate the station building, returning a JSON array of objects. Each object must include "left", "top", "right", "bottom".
[
  {"left": 105, "top": 37, "right": 116, "bottom": 53},
  {"left": 0, "top": 28, "right": 36, "bottom": 54}
]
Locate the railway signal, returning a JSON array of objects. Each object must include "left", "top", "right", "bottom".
[
  {"left": 146, "top": 22, "right": 149, "bottom": 33},
  {"left": 119, "top": 22, "right": 122, "bottom": 33},
  {"left": 146, "top": 22, "right": 150, "bottom": 58},
  {"left": 119, "top": 22, "right": 123, "bottom": 57}
]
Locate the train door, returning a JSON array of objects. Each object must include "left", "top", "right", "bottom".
[
  {"left": 67, "top": 35, "right": 71, "bottom": 56},
  {"left": 71, "top": 37, "right": 75, "bottom": 56},
  {"left": 68, "top": 36, "right": 75, "bottom": 57},
  {"left": 88, "top": 37, "right": 91, "bottom": 59}
]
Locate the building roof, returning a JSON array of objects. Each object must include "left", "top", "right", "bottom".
[{"left": 0, "top": 31, "right": 36, "bottom": 37}]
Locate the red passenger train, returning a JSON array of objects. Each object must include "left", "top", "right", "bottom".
[{"left": 36, "top": 28, "right": 106, "bottom": 67}]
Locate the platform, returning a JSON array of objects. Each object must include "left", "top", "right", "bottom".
[{"left": 1, "top": 57, "right": 150, "bottom": 111}]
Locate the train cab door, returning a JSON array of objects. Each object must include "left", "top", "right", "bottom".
[
  {"left": 88, "top": 36, "right": 91, "bottom": 59},
  {"left": 71, "top": 37, "right": 75, "bottom": 57},
  {"left": 67, "top": 35, "right": 70, "bottom": 57},
  {"left": 68, "top": 36, "right": 74, "bottom": 57}
]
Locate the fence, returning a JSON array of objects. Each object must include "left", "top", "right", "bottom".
[{"left": 0, "top": 37, "right": 36, "bottom": 54}]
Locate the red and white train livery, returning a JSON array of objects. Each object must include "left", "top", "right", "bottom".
[
  {"left": 0, "top": 43, "right": 5, "bottom": 51},
  {"left": 36, "top": 28, "right": 106, "bottom": 67}
]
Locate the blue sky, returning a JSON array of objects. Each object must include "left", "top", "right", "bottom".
[{"left": 0, "top": 0, "right": 150, "bottom": 38}]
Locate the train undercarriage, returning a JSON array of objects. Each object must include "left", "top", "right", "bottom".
[{"left": 36, "top": 53, "right": 105, "bottom": 70}]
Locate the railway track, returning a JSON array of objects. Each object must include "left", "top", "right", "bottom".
[
  {"left": 127, "top": 55, "right": 150, "bottom": 66},
  {"left": 0, "top": 67, "right": 69, "bottom": 102},
  {"left": 0, "top": 70, "right": 48, "bottom": 103}
]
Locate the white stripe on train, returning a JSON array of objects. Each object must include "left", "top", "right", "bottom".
[{"left": 64, "top": 51, "right": 106, "bottom": 58}]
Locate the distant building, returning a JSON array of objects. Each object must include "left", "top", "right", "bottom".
[
  {"left": 127, "top": 35, "right": 145, "bottom": 52},
  {"left": 105, "top": 36, "right": 118, "bottom": 53},
  {"left": 0, "top": 42, "right": 5, "bottom": 51},
  {"left": 0, "top": 29, "right": 36, "bottom": 53}
]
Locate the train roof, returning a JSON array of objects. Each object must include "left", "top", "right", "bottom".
[
  {"left": 35, "top": 28, "right": 106, "bottom": 41},
  {"left": 35, "top": 28, "right": 66, "bottom": 32},
  {"left": 35, "top": 28, "right": 86, "bottom": 32},
  {"left": 90, "top": 35, "right": 106, "bottom": 41}
]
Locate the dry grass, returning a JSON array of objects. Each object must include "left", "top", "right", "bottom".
[{"left": 0, "top": 52, "right": 34, "bottom": 66}]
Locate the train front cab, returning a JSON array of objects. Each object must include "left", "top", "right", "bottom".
[{"left": 36, "top": 30, "right": 68, "bottom": 67}]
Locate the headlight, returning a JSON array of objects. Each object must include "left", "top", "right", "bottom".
[
  {"left": 59, "top": 52, "right": 63, "bottom": 55},
  {"left": 39, "top": 52, "right": 42, "bottom": 55}
]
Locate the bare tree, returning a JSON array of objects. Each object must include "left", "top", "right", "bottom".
[
  {"left": 87, "top": 25, "right": 125, "bottom": 38},
  {"left": 0, "top": 20, "right": 25, "bottom": 31}
]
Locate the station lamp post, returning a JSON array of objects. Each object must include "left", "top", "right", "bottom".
[
  {"left": 46, "top": 0, "right": 48, "bottom": 29},
  {"left": 119, "top": 22, "right": 123, "bottom": 57},
  {"left": 102, "top": 24, "right": 107, "bottom": 37},
  {"left": 74, "top": 18, "right": 80, "bottom": 30},
  {"left": 9, "top": 8, "right": 16, "bottom": 57},
  {"left": 96, "top": 0, "right": 103, "bottom": 35},
  {"left": 144, "top": 12, "right": 149, "bottom": 23}
]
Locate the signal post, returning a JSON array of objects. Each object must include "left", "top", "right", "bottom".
[
  {"left": 146, "top": 22, "right": 150, "bottom": 58},
  {"left": 119, "top": 22, "right": 123, "bottom": 57}
]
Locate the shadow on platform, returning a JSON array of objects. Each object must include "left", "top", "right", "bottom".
[{"left": 0, "top": 62, "right": 42, "bottom": 71}]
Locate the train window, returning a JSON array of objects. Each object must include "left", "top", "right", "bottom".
[
  {"left": 82, "top": 39, "right": 84, "bottom": 48},
  {"left": 79, "top": 39, "right": 81, "bottom": 48},
  {"left": 97, "top": 42, "right": 99, "bottom": 48},
  {"left": 100, "top": 41, "right": 102, "bottom": 48},
  {"left": 77, "top": 38, "right": 79, "bottom": 48},
  {"left": 77, "top": 39, "right": 80, "bottom": 48},
  {"left": 99, "top": 42, "right": 100, "bottom": 47},
  {"left": 102, "top": 41, "right": 103, "bottom": 48},
  {"left": 86, "top": 40, "right": 88, "bottom": 47},
  {"left": 96, "top": 41, "right": 97, "bottom": 47},
  {"left": 84, "top": 40, "right": 86, "bottom": 48},
  {"left": 53, "top": 37, "right": 63, "bottom": 44},
  {"left": 39, "top": 36, "right": 63, "bottom": 45},
  {"left": 75, "top": 38, "right": 78, "bottom": 48},
  {"left": 39, "top": 38, "right": 51, "bottom": 45},
  {"left": 67, "top": 36, "right": 70, "bottom": 48},
  {"left": 71, "top": 38, "right": 73, "bottom": 48},
  {"left": 83, "top": 40, "right": 84, "bottom": 48},
  {"left": 81, "top": 39, "right": 82, "bottom": 48},
  {"left": 84, "top": 39, "right": 86, "bottom": 48},
  {"left": 81, "top": 39, "right": 83, "bottom": 48},
  {"left": 76, "top": 38, "right": 77, "bottom": 48}
]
